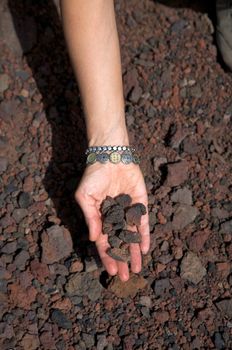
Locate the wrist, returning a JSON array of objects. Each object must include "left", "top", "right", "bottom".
[{"left": 87, "top": 122, "right": 129, "bottom": 147}]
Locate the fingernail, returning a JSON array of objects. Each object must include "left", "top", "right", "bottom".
[
  {"left": 132, "top": 266, "right": 141, "bottom": 273},
  {"left": 121, "top": 274, "right": 129, "bottom": 282}
]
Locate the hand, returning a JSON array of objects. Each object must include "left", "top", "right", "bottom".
[{"left": 75, "top": 161, "right": 150, "bottom": 281}]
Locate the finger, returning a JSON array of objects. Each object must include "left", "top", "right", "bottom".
[
  {"left": 117, "top": 261, "right": 130, "bottom": 282},
  {"left": 75, "top": 193, "right": 102, "bottom": 241},
  {"left": 129, "top": 243, "right": 142, "bottom": 273},
  {"left": 131, "top": 189, "right": 150, "bottom": 254},
  {"left": 138, "top": 211, "right": 150, "bottom": 254},
  {"left": 95, "top": 234, "right": 118, "bottom": 276},
  {"left": 87, "top": 215, "right": 102, "bottom": 242},
  {"left": 125, "top": 223, "right": 142, "bottom": 273}
]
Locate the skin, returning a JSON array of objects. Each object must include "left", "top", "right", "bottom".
[{"left": 60, "top": 0, "right": 150, "bottom": 281}]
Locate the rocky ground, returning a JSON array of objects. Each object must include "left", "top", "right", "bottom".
[{"left": 0, "top": 0, "right": 232, "bottom": 349}]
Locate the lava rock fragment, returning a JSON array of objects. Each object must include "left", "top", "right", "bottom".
[
  {"left": 107, "top": 247, "right": 130, "bottom": 262},
  {"left": 108, "top": 236, "right": 122, "bottom": 248},
  {"left": 114, "top": 193, "right": 132, "bottom": 208},
  {"left": 119, "top": 230, "right": 141, "bottom": 243},
  {"left": 100, "top": 194, "right": 146, "bottom": 262},
  {"left": 100, "top": 195, "right": 117, "bottom": 215},
  {"left": 125, "top": 203, "right": 147, "bottom": 226},
  {"left": 103, "top": 205, "right": 124, "bottom": 224}
]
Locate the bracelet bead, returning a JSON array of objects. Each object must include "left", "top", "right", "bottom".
[
  {"left": 85, "top": 145, "right": 140, "bottom": 165},
  {"left": 85, "top": 145, "right": 137, "bottom": 154}
]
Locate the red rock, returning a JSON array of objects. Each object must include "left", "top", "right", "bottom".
[
  {"left": 123, "top": 335, "right": 136, "bottom": 349},
  {"left": 155, "top": 310, "right": 170, "bottom": 323},
  {"left": 1, "top": 324, "right": 14, "bottom": 340},
  {"left": 0, "top": 267, "right": 11, "bottom": 279},
  {"left": 41, "top": 225, "right": 73, "bottom": 264},
  {"left": 47, "top": 215, "right": 61, "bottom": 225},
  {"left": 157, "top": 211, "right": 167, "bottom": 225},
  {"left": 169, "top": 124, "right": 189, "bottom": 149},
  {"left": 180, "top": 251, "right": 207, "bottom": 284},
  {"left": 19, "top": 269, "right": 34, "bottom": 288},
  {"left": 118, "top": 230, "right": 141, "bottom": 243},
  {"left": 156, "top": 263, "right": 166, "bottom": 274},
  {"left": 69, "top": 260, "right": 84, "bottom": 273},
  {"left": 0, "top": 291, "right": 8, "bottom": 319},
  {"left": 142, "top": 254, "right": 152, "bottom": 267},
  {"left": 165, "top": 161, "right": 189, "bottom": 187},
  {"left": 108, "top": 274, "right": 148, "bottom": 298},
  {"left": 52, "top": 297, "right": 72, "bottom": 312},
  {"left": 20, "top": 333, "right": 40, "bottom": 350},
  {"left": 23, "top": 175, "right": 34, "bottom": 192},
  {"left": 215, "top": 299, "right": 232, "bottom": 319},
  {"left": 216, "top": 262, "right": 231, "bottom": 279},
  {"left": 107, "top": 247, "right": 130, "bottom": 262},
  {"left": 100, "top": 196, "right": 117, "bottom": 215},
  {"left": 104, "top": 299, "right": 115, "bottom": 311},
  {"left": 171, "top": 85, "right": 180, "bottom": 109},
  {"left": 30, "top": 259, "right": 50, "bottom": 283},
  {"left": 129, "top": 84, "right": 142, "bottom": 103},
  {"left": 115, "top": 193, "right": 132, "bottom": 208},
  {"left": 108, "top": 235, "right": 122, "bottom": 248},
  {"left": 196, "top": 120, "right": 205, "bottom": 135},
  {"left": 125, "top": 203, "right": 146, "bottom": 226},
  {"left": 173, "top": 246, "right": 183, "bottom": 260},
  {"left": 153, "top": 157, "right": 167, "bottom": 171},
  {"left": 123, "top": 68, "right": 138, "bottom": 96},
  {"left": 8, "top": 281, "right": 37, "bottom": 310},
  {"left": 104, "top": 205, "right": 125, "bottom": 224},
  {"left": 187, "top": 229, "right": 211, "bottom": 252},
  {"left": 172, "top": 204, "right": 199, "bottom": 230},
  {"left": 170, "top": 187, "right": 192, "bottom": 205},
  {"left": 40, "top": 331, "right": 56, "bottom": 349},
  {"left": 197, "top": 307, "right": 215, "bottom": 325}
]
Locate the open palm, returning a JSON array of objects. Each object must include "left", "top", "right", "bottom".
[{"left": 75, "top": 162, "right": 150, "bottom": 281}]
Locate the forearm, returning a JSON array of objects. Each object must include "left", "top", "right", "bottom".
[{"left": 60, "top": 0, "right": 128, "bottom": 146}]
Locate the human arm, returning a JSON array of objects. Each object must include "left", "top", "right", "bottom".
[{"left": 60, "top": 0, "right": 150, "bottom": 281}]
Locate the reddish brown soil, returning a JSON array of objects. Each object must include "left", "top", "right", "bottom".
[{"left": 0, "top": 0, "right": 232, "bottom": 349}]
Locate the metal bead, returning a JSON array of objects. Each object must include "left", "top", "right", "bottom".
[
  {"left": 121, "top": 152, "right": 132, "bottom": 164},
  {"left": 103, "top": 146, "right": 107, "bottom": 151},
  {"left": 133, "top": 154, "right": 140, "bottom": 164},
  {"left": 118, "top": 146, "right": 122, "bottom": 151},
  {"left": 109, "top": 152, "right": 121, "bottom": 164},
  {"left": 113, "top": 146, "right": 117, "bottom": 151},
  {"left": 108, "top": 146, "right": 112, "bottom": 151},
  {"left": 97, "top": 153, "right": 109, "bottom": 163},
  {"left": 122, "top": 146, "right": 127, "bottom": 151},
  {"left": 87, "top": 152, "right": 97, "bottom": 164}
]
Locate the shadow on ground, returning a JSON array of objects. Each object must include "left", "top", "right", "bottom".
[{"left": 8, "top": 0, "right": 93, "bottom": 257}]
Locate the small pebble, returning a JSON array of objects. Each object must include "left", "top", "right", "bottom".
[{"left": 107, "top": 247, "right": 130, "bottom": 262}]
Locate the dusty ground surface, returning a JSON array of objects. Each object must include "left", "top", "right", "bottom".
[{"left": 0, "top": 0, "right": 232, "bottom": 349}]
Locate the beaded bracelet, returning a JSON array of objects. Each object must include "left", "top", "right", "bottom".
[
  {"left": 85, "top": 145, "right": 136, "bottom": 154},
  {"left": 85, "top": 145, "right": 140, "bottom": 165}
]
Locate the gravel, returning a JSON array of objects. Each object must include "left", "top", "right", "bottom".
[{"left": 0, "top": 0, "right": 231, "bottom": 348}]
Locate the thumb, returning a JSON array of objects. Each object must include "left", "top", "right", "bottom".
[{"left": 75, "top": 192, "right": 102, "bottom": 241}]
